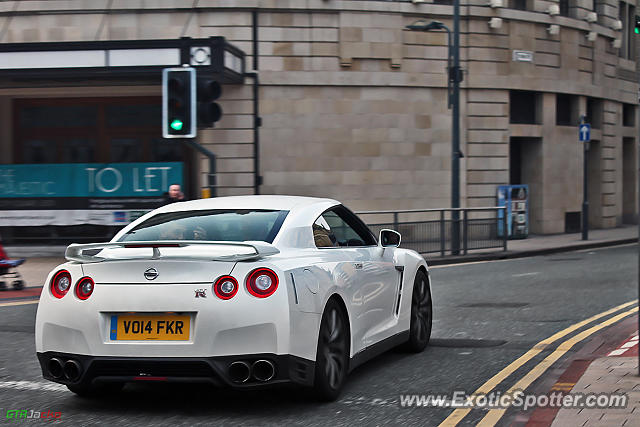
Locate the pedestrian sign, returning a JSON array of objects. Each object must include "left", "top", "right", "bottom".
[{"left": 579, "top": 123, "right": 591, "bottom": 142}]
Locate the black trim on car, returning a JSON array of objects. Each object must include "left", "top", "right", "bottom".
[
  {"left": 348, "top": 330, "right": 410, "bottom": 373},
  {"left": 37, "top": 352, "right": 314, "bottom": 389}
]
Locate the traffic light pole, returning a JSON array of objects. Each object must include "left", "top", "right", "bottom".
[
  {"left": 182, "top": 138, "right": 217, "bottom": 198},
  {"left": 245, "top": 71, "right": 263, "bottom": 194}
]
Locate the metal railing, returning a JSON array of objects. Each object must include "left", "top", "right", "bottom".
[{"left": 356, "top": 207, "right": 507, "bottom": 256}]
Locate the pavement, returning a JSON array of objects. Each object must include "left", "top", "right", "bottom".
[
  {"left": 428, "top": 224, "right": 637, "bottom": 265},
  {"left": 543, "top": 334, "right": 639, "bottom": 427}
]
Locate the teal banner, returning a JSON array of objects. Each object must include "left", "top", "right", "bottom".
[{"left": 0, "top": 162, "right": 183, "bottom": 198}]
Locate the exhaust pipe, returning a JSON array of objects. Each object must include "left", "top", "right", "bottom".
[
  {"left": 63, "top": 360, "right": 82, "bottom": 382},
  {"left": 228, "top": 361, "right": 251, "bottom": 383},
  {"left": 47, "top": 358, "right": 64, "bottom": 379},
  {"left": 252, "top": 359, "right": 275, "bottom": 382}
]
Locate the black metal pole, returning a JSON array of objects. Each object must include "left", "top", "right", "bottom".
[
  {"left": 450, "top": 0, "right": 461, "bottom": 255},
  {"left": 250, "top": 9, "right": 262, "bottom": 195},
  {"left": 582, "top": 141, "right": 589, "bottom": 240},
  {"left": 183, "top": 138, "right": 216, "bottom": 198}
]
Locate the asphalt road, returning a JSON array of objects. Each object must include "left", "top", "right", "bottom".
[{"left": 0, "top": 244, "right": 637, "bottom": 426}]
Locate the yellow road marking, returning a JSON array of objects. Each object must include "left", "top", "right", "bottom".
[
  {"left": 476, "top": 306, "right": 638, "bottom": 426},
  {"left": 438, "top": 299, "right": 638, "bottom": 426},
  {"left": 0, "top": 299, "right": 39, "bottom": 307}
]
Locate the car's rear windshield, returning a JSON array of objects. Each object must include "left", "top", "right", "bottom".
[{"left": 118, "top": 209, "right": 289, "bottom": 243}]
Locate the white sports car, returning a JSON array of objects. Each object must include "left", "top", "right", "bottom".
[{"left": 35, "top": 196, "right": 432, "bottom": 400}]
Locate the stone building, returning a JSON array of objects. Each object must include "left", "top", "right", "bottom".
[{"left": 0, "top": 0, "right": 637, "bottom": 241}]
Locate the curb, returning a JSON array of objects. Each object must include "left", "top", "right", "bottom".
[{"left": 425, "top": 237, "right": 638, "bottom": 266}]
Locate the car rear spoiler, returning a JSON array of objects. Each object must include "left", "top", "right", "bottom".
[{"left": 65, "top": 241, "right": 280, "bottom": 263}]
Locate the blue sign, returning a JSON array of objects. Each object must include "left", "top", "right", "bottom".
[
  {"left": 0, "top": 162, "right": 183, "bottom": 198},
  {"left": 579, "top": 124, "right": 591, "bottom": 142}
]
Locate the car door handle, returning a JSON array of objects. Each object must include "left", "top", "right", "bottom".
[{"left": 354, "top": 262, "right": 363, "bottom": 270}]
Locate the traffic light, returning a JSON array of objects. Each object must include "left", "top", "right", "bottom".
[
  {"left": 197, "top": 77, "right": 223, "bottom": 128},
  {"left": 635, "top": 16, "right": 640, "bottom": 34},
  {"left": 162, "top": 67, "right": 196, "bottom": 138}
]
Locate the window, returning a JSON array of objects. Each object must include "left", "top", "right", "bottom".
[
  {"left": 619, "top": 1, "right": 636, "bottom": 60},
  {"left": 623, "top": 103, "right": 636, "bottom": 127},
  {"left": 510, "top": 90, "right": 540, "bottom": 124},
  {"left": 313, "top": 206, "right": 376, "bottom": 248},
  {"left": 586, "top": 97, "right": 603, "bottom": 129},
  {"left": 556, "top": 94, "right": 578, "bottom": 126},
  {"left": 119, "top": 209, "right": 289, "bottom": 243},
  {"left": 14, "top": 97, "right": 184, "bottom": 164},
  {"left": 559, "top": 0, "right": 569, "bottom": 16},
  {"left": 511, "top": 0, "right": 527, "bottom": 10}
]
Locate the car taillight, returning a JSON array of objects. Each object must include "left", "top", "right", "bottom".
[
  {"left": 213, "top": 275, "right": 238, "bottom": 300},
  {"left": 50, "top": 270, "right": 71, "bottom": 299},
  {"left": 246, "top": 268, "right": 278, "bottom": 298},
  {"left": 75, "top": 277, "right": 94, "bottom": 300}
]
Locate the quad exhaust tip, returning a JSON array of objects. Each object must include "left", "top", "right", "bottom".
[
  {"left": 63, "top": 360, "right": 82, "bottom": 382},
  {"left": 48, "top": 358, "right": 64, "bottom": 379},
  {"left": 252, "top": 359, "right": 275, "bottom": 382},
  {"left": 228, "top": 361, "right": 251, "bottom": 383}
]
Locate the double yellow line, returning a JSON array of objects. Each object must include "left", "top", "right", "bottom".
[{"left": 440, "top": 299, "right": 639, "bottom": 427}]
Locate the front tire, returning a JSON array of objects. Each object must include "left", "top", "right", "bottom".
[
  {"left": 313, "top": 299, "right": 350, "bottom": 401},
  {"left": 405, "top": 270, "right": 432, "bottom": 352}
]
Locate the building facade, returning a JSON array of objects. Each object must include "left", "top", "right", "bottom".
[{"left": 0, "top": 0, "right": 637, "bottom": 242}]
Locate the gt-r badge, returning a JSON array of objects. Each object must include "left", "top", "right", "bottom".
[
  {"left": 143, "top": 268, "right": 158, "bottom": 280},
  {"left": 195, "top": 289, "right": 207, "bottom": 298}
]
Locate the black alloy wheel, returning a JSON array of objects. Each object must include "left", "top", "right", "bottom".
[
  {"left": 405, "top": 270, "right": 432, "bottom": 352},
  {"left": 313, "top": 299, "right": 350, "bottom": 401}
]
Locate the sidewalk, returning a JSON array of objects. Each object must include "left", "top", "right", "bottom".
[
  {"left": 427, "top": 224, "right": 637, "bottom": 265},
  {"left": 548, "top": 334, "right": 639, "bottom": 427}
]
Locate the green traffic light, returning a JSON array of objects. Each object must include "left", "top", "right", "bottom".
[
  {"left": 170, "top": 119, "right": 183, "bottom": 131},
  {"left": 636, "top": 27, "right": 639, "bottom": 34}
]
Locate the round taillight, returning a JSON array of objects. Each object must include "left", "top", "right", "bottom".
[
  {"left": 213, "top": 275, "right": 238, "bottom": 300},
  {"left": 75, "top": 277, "right": 94, "bottom": 300},
  {"left": 246, "top": 268, "right": 278, "bottom": 298},
  {"left": 50, "top": 270, "right": 71, "bottom": 299}
]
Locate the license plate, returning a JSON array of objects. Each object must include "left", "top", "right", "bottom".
[{"left": 110, "top": 314, "right": 190, "bottom": 341}]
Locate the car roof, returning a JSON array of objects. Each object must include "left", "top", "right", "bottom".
[{"left": 156, "top": 195, "right": 339, "bottom": 213}]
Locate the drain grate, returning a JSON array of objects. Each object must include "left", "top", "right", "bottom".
[
  {"left": 458, "top": 302, "right": 529, "bottom": 308},
  {"left": 430, "top": 338, "right": 507, "bottom": 348}
]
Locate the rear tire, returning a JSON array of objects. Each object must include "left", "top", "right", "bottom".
[
  {"left": 67, "top": 382, "right": 123, "bottom": 398},
  {"left": 12, "top": 280, "right": 24, "bottom": 290},
  {"left": 313, "top": 299, "right": 350, "bottom": 401},
  {"left": 404, "top": 270, "right": 432, "bottom": 352}
]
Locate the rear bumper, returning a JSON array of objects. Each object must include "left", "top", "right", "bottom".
[{"left": 37, "top": 351, "right": 315, "bottom": 389}]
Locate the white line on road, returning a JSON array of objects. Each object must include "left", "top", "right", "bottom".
[
  {"left": 512, "top": 272, "right": 540, "bottom": 277},
  {"left": 0, "top": 380, "right": 67, "bottom": 393},
  {"left": 0, "top": 300, "right": 39, "bottom": 308}
]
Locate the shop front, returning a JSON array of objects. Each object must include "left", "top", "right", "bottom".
[{"left": 0, "top": 37, "right": 246, "bottom": 244}]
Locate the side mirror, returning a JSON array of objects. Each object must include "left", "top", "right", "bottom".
[{"left": 379, "top": 229, "right": 401, "bottom": 248}]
